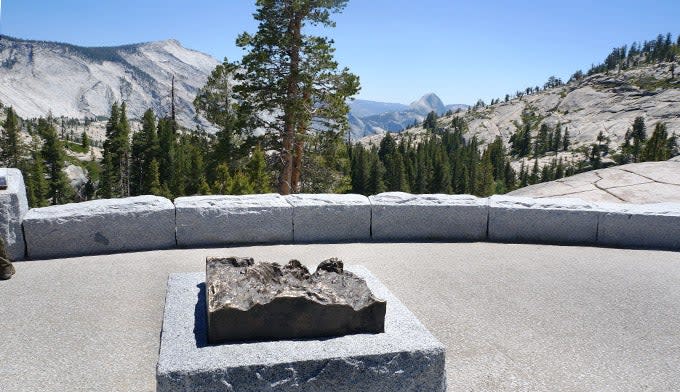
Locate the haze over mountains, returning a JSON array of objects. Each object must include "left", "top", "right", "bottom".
[{"left": 349, "top": 93, "right": 468, "bottom": 139}]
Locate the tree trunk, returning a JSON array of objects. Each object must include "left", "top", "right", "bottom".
[
  {"left": 291, "top": 88, "right": 310, "bottom": 193},
  {"left": 278, "top": 9, "right": 303, "bottom": 195}
]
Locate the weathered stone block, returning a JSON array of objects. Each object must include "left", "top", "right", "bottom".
[
  {"left": 23, "top": 196, "right": 175, "bottom": 259},
  {"left": 369, "top": 192, "right": 488, "bottom": 241},
  {"left": 157, "top": 267, "right": 446, "bottom": 392},
  {"left": 0, "top": 168, "right": 29, "bottom": 260},
  {"left": 285, "top": 194, "right": 371, "bottom": 242},
  {"left": 175, "top": 194, "right": 293, "bottom": 247},
  {"left": 598, "top": 203, "right": 680, "bottom": 250},
  {"left": 488, "top": 195, "right": 602, "bottom": 244},
  {"left": 206, "top": 257, "right": 385, "bottom": 343}
]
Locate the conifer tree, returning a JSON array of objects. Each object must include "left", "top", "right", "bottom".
[
  {"left": 38, "top": 118, "right": 72, "bottom": 204},
  {"left": 212, "top": 163, "right": 232, "bottom": 195},
  {"left": 642, "top": 122, "right": 670, "bottom": 161},
  {"left": 26, "top": 149, "right": 48, "bottom": 207},
  {"left": 367, "top": 154, "right": 386, "bottom": 195},
  {"left": 229, "top": 170, "right": 255, "bottom": 195},
  {"left": 246, "top": 145, "right": 272, "bottom": 193},
  {"left": 148, "top": 159, "right": 163, "bottom": 196},
  {"left": 233, "top": 0, "right": 360, "bottom": 194},
  {"left": 476, "top": 150, "right": 495, "bottom": 196},
  {"left": 81, "top": 131, "right": 90, "bottom": 150},
  {"left": 101, "top": 102, "right": 131, "bottom": 198},
  {"left": 529, "top": 159, "right": 540, "bottom": 185},
  {"left": 130, "top": 109, "right": 160, "bottom": 195},
  {"left": 0, "top": 107, "right": 24, "bottom": 167},
  {"left": 631, "top": 116, "right": 646, "bottom": 162},
  {"left": 431, "top": 148, "right": 452, "bottom": 194},
  {"left": 558, "top": 128, "right": 569, "bottom": 151}
]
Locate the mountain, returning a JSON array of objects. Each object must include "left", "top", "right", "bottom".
[
  {"left": 360, "top": 61, "right": 680, "bottom": 160},
  {"left": 0, "top": 35, "right": 220, "bottom": 126},
  {"left": 455, "top": 62, "right": 680, "bottom": 150},
  {"left": 349, "top": 93, "right": 468, "bottom": 139},
  {"left": 348, "top": 99, "right": 408, "bottom": 118},
  {"left": 408, "top": 92, "right": 446, "bottom": 114}
]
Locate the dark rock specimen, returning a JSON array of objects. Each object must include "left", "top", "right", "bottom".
[
  {"left": 0, "top": 239, "right": 15, "bottom": 280},
  {"left": 205, "top": 257, "right": 386, "bottom": 344}
]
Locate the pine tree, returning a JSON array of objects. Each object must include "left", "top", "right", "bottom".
[
  {"left": 101, "top": 102, "right": 131, "bottom": 198},
  {"left": 233, "top": 0, "right": 359, "bottom": 194},
  {"left": 38, "top": 118, "right": 72, "bottom": 205},
  {"left": 0, "top": 107, "right": 24, "bottom": 167},
  {"left": 431, "top": 148, "right": 452, "bottom": 194},
  {"left": 246, "top": 145, "right": 272, "bottom": 193},
  {"left": 130, "top": 109, "right": 160, "bottom": 195},
  {"left": 81, "top": 131, "right": 90, "bottom": 150},
  {"left": 26, "top": 150, "right": 48, "bottom": 207},
  {"left": 529, "top": 159, "right": 540, "bottom": 185},
  {"left": 229, "top": 170, "right": 255, "bottom": 195},
  {"left": 562, "top": 128, "right": 571, "bottom": 151},
  {"left": 367, "top": 154, "right": 386, "bottom": 195},
  {"left": 212, "top": 163, "right": 232, "bottom": 195},
  {"left": 148, "top": 159, "right": 163, "bottom": 196},
  {"left": 642, "top": 122, "right": 670, "bottom": 161},
  {"left": 631, "top": 116, "right": 646, "bottom": 162},
  {"left": 475, "top": 150, "right": 495, "bottom": 196}
]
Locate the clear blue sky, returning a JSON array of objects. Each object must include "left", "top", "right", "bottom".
[{"left": 1, "top": 1, "right": 679, "bottom": 105}]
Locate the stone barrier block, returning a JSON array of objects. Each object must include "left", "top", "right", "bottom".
[
  {"left": 175, "top": 194, "right": 293, "bottom": 247},
  {"left": 488, "top": 195, "right": 602, "bottom": 244},
  {"left": 0, "top": 168, "right": 29, "bottom": 260},
  {"left": 157, "top": 266, "right": 446, "bottom": 392},
  {"left": 23, "top": 196, "right": 175, "bottom": 259},
  {"left": 369, "top": 192, "right": 488, "bottom": 241},
  {"left": 598, "top": 203, "right": 680, "bottom": 250},
  {"left": 285, "top": 194, "right": 371, "bottom": 243}
]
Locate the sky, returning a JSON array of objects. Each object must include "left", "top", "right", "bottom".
[{"left": 1, "top": 0, "right": 679, "bottom": 105}]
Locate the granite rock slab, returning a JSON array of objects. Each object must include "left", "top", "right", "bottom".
[
  {"left": 22, "top": 196, "right": 175, "bottom": 259},
  {"left": 0, "top": 169, "right": 29, "bottom": 260},
  {"left": 369, "top": 192, "right": 488, "bottom": 241},
  {"left": 175, "top": 194, "right": 293, "bottom": 247},
  {"left": 157, "top": 266, "right": 446, "bottom": 392},
  {"left": 285, "top": 194, "right": 371, "bottom": 242},
  {"left": 488, "top": 195, "right": 602, "bottom": 244},
  {"left": 206, "top": 257, "right": 385, "bottom": 343},
  {"left": 598, "top": 202, "right": 680, "bottom": 250}
]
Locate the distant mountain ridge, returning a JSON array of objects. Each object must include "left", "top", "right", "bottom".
[
  {"left": 0, "top": 35, "right": 220, "bottom": 126},
  {"left": 349, "top": 92, "right": 468, "bottom": 139}
]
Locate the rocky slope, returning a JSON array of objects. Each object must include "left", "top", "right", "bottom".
[
  {"left": 0, "top": 35, "right": 219, "bottom": 126},
  {"left": 361, "top": 62, "right": 680, "bottom": 154},
  {"left": 508, "top": 158, "right": 680, "bottom": 204},
  {"left": 455, "top": 61, "right": 680, "bottom": 150}
]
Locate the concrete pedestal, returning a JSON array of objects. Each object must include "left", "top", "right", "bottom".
[{"left": 157, "top": 266, "right": 446, "bottom": 392}]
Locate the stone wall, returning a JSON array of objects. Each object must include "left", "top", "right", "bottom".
[{"left": 2, "top": 169, "right": 679, "bottom": 259}]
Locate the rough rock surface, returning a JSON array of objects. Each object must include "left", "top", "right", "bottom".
[
  {"left": 22, "top": 195, "right": 175, "bottom": 259},
  {"left": 598, "top": 203, "right": 680, "bottom": 250},
  {"left": 157, "top": 267, "right": 446, "bottom": 392},
  {"left": 0, "top": 168, "right": 29, "bottom": 260},
  {"left": 175, "top": 194, "right": 293, "bottom": 246},
  {"left": 509, "top": 159, "right": 680, "bottom": 204},
  {"left": 370, "top": 192, "right": 488, "bottom": 241},
  {"left": 285, "top": 193, "right": 371, "bottom": 242},
  {"left": 0, "top": 237, "right": 15, "bottom": 279},
  {"left": 206, "top": 257, "right": 386, "bottom": 343},
  {"left": 489, "top": 195, "right": 602, "bottom": 244}
]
